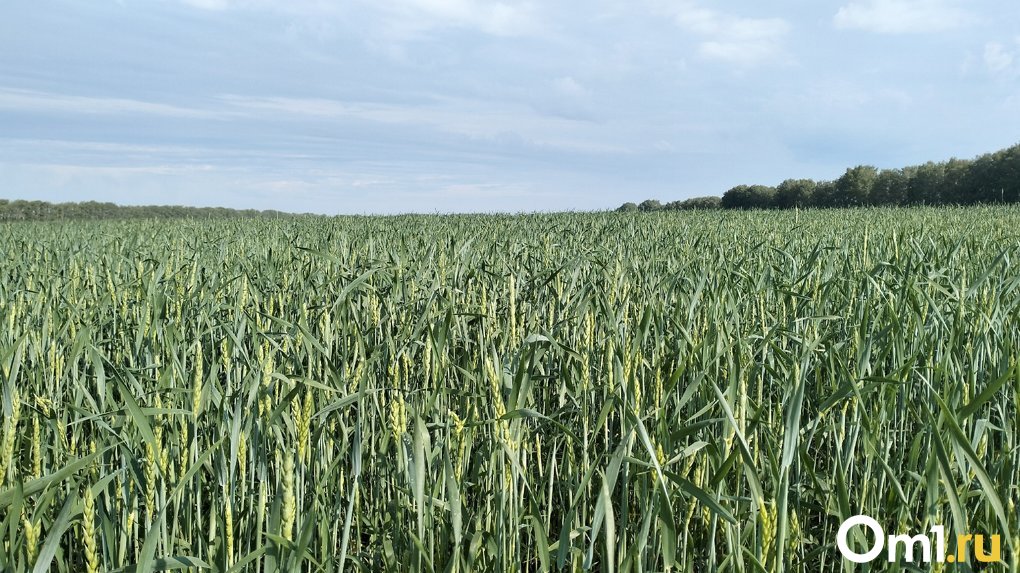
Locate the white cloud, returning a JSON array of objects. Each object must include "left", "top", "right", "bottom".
[
  {"left": 532, "top": 76, "right": 597, "bottom": 121},
  {"left": 218, "top": 94, "right": 628, "bottom": 154},
  {"left": 834, "top": 0, "right": 972, "bottom": 34},
  {"left": 176, "top": 0, "right": 540, "bottom": 37},
  {"left": 984, "top": 42, "right": 1015, "bottom": 74},
  {"left": 393, "top": 0, "right": 539, "bottom": 36},
  {"left": 179, "top": 0, "right": 232, "bottom": 9},
  {"left": 553, "top": 76, "right": 588, "bottom": 99},
  {"left": 0, "top": 88, "right": 224, "bottom": 118},
  {"left": 668, "top": 2, "right": 790, "bottom": 66},
  {"left": 48, "top": 164, "right": 218, "bottom": 176},
  {"left": 176, "top": 0, "right": 341, "bottom": 12},
  {"left": 800, "top": 80, "right": 914, "bottom": 110}
]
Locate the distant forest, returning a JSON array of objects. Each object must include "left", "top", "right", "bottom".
[
  {"left": 0, "top": 199, "right": 301, "bottom": 222},
  {"left": 620, "top": 142, "right": 1020, "bottom": 211},
  {"left": 5, "top": 142, "right": 1018, "bottom": 220}
]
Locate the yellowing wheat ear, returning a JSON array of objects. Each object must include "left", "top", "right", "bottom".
[
  {"left": 21, "top": 511, "right": 39, "bottom": 567},
  {"left": 81, "top": 487, "right": 100, "bottom": 573}
]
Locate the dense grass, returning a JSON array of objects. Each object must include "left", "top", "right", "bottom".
[{"left": 1, "top": 208, "right": 1018, "bottom": 572}]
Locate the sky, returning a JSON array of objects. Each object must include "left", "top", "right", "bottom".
[{"left": 1, "top": 1, "right": 1019, "bottom": 214}]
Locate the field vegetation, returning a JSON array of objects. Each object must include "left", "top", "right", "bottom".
[{"left": 1, "top": 208, "right": 1018, "bottom": 572}]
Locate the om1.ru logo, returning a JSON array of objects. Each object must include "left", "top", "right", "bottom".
[{"left": 837, "top": 515, "right": 1001, "bottom": 564}]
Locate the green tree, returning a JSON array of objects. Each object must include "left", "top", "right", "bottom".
[
  {"left": 942, "top": 158, "right": 971, "bottom": 204},
  {"left": 638, "top": 199, "right": 663, "bottom": 212},
  {"left": 965, "top": 144, "right": 1020, "bottom": 204},
  {"left": 775, "top": 179, "right": 816, "bottom": 209},
  {"left": 681, "top": 196, "right": 722, "bottom": 210},
  {"left": 906, "top": 162, "right": 945, "bottom": 205},
  {"left": 721, "top": 185, "right": 749, "bottom": 209},
  {"left": 835, "top": 165, "right": 878, "bottom": 206},
  {"left": 869, "top": 169, "right": 908, "bottom": 206},
  {"left": 721, "top": 185, "right": 776, "bottom": 209},
  {"left": 811, "top": 181, "right": 838, "bottom": 207}
]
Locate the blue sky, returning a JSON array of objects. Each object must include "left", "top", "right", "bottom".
[{"left": 1, "top": 0, "right": 1018, "bottom": 214}]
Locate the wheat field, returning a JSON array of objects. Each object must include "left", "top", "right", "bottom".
[{"left": 1, "top": 208, "right": 1018, "bottom": 572}]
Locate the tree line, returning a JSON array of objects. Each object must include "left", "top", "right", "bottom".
[
  {"left": 0, "top": 199, "right": 301, "bottom": 222},
  {"left": 619, "top": 142, "right": 1020, "bottom": 211}
]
